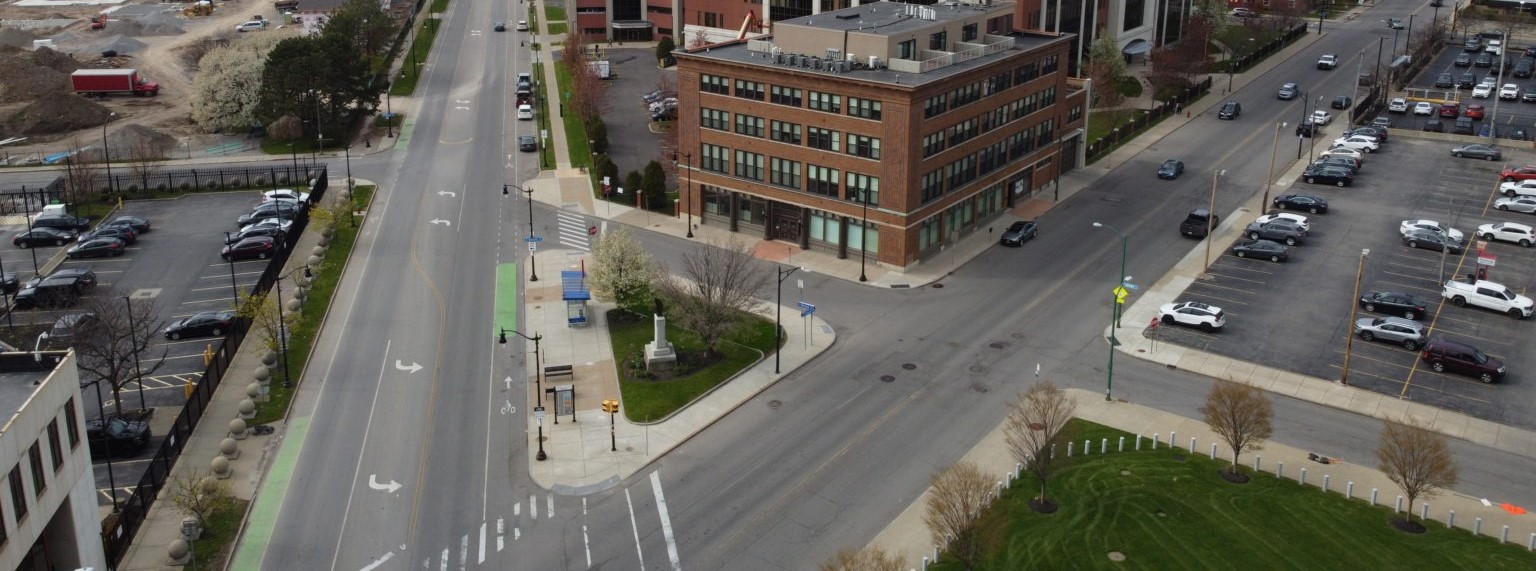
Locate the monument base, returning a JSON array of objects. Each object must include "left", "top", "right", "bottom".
[{"left": 644, "top": 341, "right": 677, "bottom": 372}]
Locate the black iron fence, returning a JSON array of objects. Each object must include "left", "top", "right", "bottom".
[
  {"left": 1085, "top": 77, "right": 1213, "bottom": 162},
  {"left": 98, "top": 161, "right": 321, "bottom": 196},
  {"left": 99, "top": 166, "right": 326, "bottom": 567}
]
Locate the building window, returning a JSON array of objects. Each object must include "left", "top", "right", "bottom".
[
  {"left": 1042, "top": 55, "right": 1059, "bottom": 74},
  {"left": 770, "top": 86, "right": 803, "bottom": 106},
  {"left": 962, "top": 23, "right": 978, "bottom": 42},
  {"left": 848, "top": 134, "right": 881, "bottom": 159},
  {"left": 9, "top": 466, "right": 25, "bottom": 521},
  {"left": 735, "top": 114, "right": 765, "bottom": 137},
  {"left": 947, "top": 155, "right": 977, "bottom": 189},
  {"left": 46, "top": 421, "right": 63, "bottom": 471},
  {"left": 64, "top": 399, "right": 79, "bottom": 448},
  {"left": 918, "top": 217, "right": 942, "bottom": 251},
  {"left": 948, "top": 119, "right": 979, "bottom": 146},
  {"left": 986, "top": 71, "right": 1012, "bottom": 95},
  {"left": 808, "top": 211, "right": 842, "bottom": 245},
  {"left": 1123, "top": 0, "right": 1146, "bottom": 31},
  {"left": 846, "top": 173, "right": 879, "bottom": 204},
  {"left": 808, "top": 91, "right": 842, "bottom": 113},
  {"left": 848, "top": 97, "right": 883, "bottom": 120},
  {"left": 929, "top": 30, "right": 947, "bottom": 50},
  {"left": 806, "top": 165, "right": 840, "bottom": 196},
  {"left": 1068, "top": 104, "right": 1083, "bottom": 123},
  {"left": 770, "top": 121, "right": 802, "bottom": 144},
  {"left": 701, "top": 108, "right": 729, "bottom": 131},
  {"left": 735, "top": 150, "right": 764, "bottom": 180},
  {"left": 920, "top": 170, "right": 944, "bottom": 203},
  {"left": 922, "top": 132, "right": 946, "bottom": 158},
  {"left": 770, "top": 157, "right": 801, "bottom": 189},
  {"left": 924, "top": 94, "right": 948, "bottom": 118},
  {"left": 734, "top": 80, "right": 765, "bottom": 100},
  {"left": 982, "top": 106, "right": 1008, "bottom": 132},
  {"left": 1036, "top": 118, "right": 1056, "bottom": 146},
  {"left": 850, "top": 220, "right": 879, "bottom": 254},
  {"left": 898, "top": 39, "right": 917, "bottom": 59},
  {"left": 807, "top": 127, "right": 840, "bottom": 151},
  {"left": 701, "top": 74, "right": 730, "bottom": 94},
  {"left": 1015, "top": 61, "right": 1040, "bottom": 83},
  {"left": 952, "top": 83, "right": 980, "bottom": 108},
  {"left": 701, "top": 143, "right": 729, "bottom": 173},
  {"left": 27, "top": 444, "right": 44, "bottom": 496}
]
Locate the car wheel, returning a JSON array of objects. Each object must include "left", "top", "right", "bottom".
[
  {"left": 1285, "top": 238, "right": 1297, "bottom": 246},
  {"left": 1270, "top": 254, "right": 1281, "bottom": 262},
  {"left": 1249, "top": 232, "right": 1261, "bottom": 240},
  {"left": 1403, "top": 340, "right": 1419, "bottom": 351},
  {"left": 1451, "top": 295, "right": 1467, "bottom": 307},
  {"left": 1480, "top": 372, "right": 1496, "bottom": 383},
  {"left": 1404, "top": 311, "right": 1416, "bottom": 320},
  {"left": 1309, "top": 207, "right": 1320, "bottom": 214},
  {"left": 1337, "top": 180, "right": 1347, "bottom": 187},
  {"left": 169, "top": 332, "right": 181, "bottom": 340},
  {"left": 1408, "top": 240, "right": 1419, "bottom": 248},
  {"left": 1199, "top": 322, "right": 1215, "bottom": 333},
  {"left": 211, "top": 328, "right": 223, "bottom": 336},
  {"left": 1364, "top": 303, "right": 1377, "bottom": 312},
  {"left": 16, "top": 242, "right": 28, "bottom": 249},
  {"left": 1455, "top": 152, "right": 1464, "bottom": 157},
  {"left": 258, "top": 252, "right": 270, "bottom": 259},
  {"left": 1509, "top": 190, "right": 1520, "bottom": 197},
  {"left": 1236, "top": 251, "right": 1247, "bottom": 258},
  {"left": 1483, "top": 232, "right": 1495, "bottom": 240},
  {"left": 1432, "top": 361, "right": 1447, "bottom": 372},
  {"left": 1161, "top": 314, "right": 1175, "bottom": 325},
  {"left": 1359, "top": 331, "right": 1375, "bottom": 341},
  {"left": 1507, "top": 177, "right": 1517, "bottom": 182},
  {"left": 1488, "top": 155, "right": 1497, "bottom": 161},
  {"left": 1306, "top": 177, "right": 1317, "bottom": 184},
  {"left": 1500, "top": 204, "right": 1510, "bottom": 210},
  {"left": 1510, "top": 308, "right": 1525, "bottom": 318},
  {"left": 1522, "top": 239, "right": 1532, "bottom": 247}
]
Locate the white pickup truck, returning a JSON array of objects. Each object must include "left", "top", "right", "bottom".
[
  {"left": 1317, "top": 54, "right": 1338, "bottom": 70},
  {"left": 1443, "top": 279, "right": 1534, "bottom": 318}
]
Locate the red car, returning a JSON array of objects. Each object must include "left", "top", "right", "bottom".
[
  {"left": 1438, "top": 102, "right": 1460, "bottom": 117},
  {"left": 1465, "top": 103, "right": 1486, "bottom": 119},
  {"left": 1502, "top": 165, "right": 1536, "bottom": 182}
]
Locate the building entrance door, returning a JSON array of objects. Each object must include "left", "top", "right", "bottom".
[{"left": 770, "top": 203, "right": 803, "bottom": 242}]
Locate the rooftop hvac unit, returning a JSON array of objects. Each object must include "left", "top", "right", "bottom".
[
  {"left": 868, "top": 55, "right": 879, "bottom": 68},
  {"left": 846, "top": 52, "right": 855, "bottom": 62},
  {"left": 827, "top": 48, "right": 841, "bottom": 60},
  {"left": 812, "top": 57, "right": 823, "bottom": 70}
]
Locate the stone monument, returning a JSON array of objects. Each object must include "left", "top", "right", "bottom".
[{"left": 643, "top": 313, "right": 677, "bottom": 372}]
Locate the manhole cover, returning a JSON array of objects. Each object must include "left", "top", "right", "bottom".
[
  {"left": 767, "top": 400, "right": 781, "bottom": 409},
  {"left": 932, "top": 283, "right": 945, "bottom": 289},
  {"left": 880, "top": 375, "right": 896, "bottom": 383},
  {"left": 989, "top": 342, "right": 1007, "bottom": 349},
  {"left": 901, "top": 363, "right": 917, "bottom": 370},
  {"left": 1108, "top": 551, "right": 1126, "bottom": 562},
  {"left": 971, "top": 383, "right": 990, "bottom": 393}
]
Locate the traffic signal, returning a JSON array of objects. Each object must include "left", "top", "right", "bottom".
[{"left": 601, "top": 399, "right": 619, "bottom": 413}]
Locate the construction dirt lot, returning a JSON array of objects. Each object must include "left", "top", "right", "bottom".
[{"left": 0, "top": 0, "right": 298, "bottom": 163}]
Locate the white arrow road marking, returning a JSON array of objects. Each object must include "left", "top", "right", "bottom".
[
  {"left": 547, "top": 494, "right": 554, "bottom": 518},
  {"left": 625, "top": 488, "right": 647, "bottom": 571},
  {"left": 429, "top": 219, "right": 451, "bottom": 226},
  {"left": 437, "top": 191, "right": 457, "bottom": 197},
  {"left": 478, "top": 522, "right": 486, "bottom": 564},
  {"left": 505, "top": 376, "right": 513, "bottom": 390},
  {"left": 367, "top": 475, "right": 402, "bottom": 494},
  {"left": 583, "top": 524, "right": 592, "bottom": 567},
  {"left": 651, "top": 471, "right": 682, "bottom": 571},
  {"left": 359, "top": 551, "right": 393, "bottom": 571},
  {"left": 395, "top": 360, "right": 424, "bottom": 374}
]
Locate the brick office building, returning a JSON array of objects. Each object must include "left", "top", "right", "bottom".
[{"left": 674, "top": 0, "right": 1085, "bottom": 271}]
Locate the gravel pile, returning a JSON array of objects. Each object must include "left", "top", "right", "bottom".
[
  {"left": 0, "top": 45, "right": 81, "bottom": 104},
  {"left": 2, "top": 95, "right": 113, "bottom": 138}
]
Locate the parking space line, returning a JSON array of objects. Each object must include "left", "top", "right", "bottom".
[
  {"left": 1195, "top": 268, "right": 1269, "bottom": 285},
  {"left": 1181, "top": 291, "right": 1250, "bottom": 308},
  {"left": 1186, "top": 281, "right": 1260, "bottom": 297},
  {"left": 181, "top": 297, "right": 239, "bottom": 306}
]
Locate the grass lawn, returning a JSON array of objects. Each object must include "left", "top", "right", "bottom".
[
  {"left": 549, "top": 22, "right": 568, "bottom": 35},
  {"left": 1113, "top": 76, "right": 1142, "bottom": 98},
  {"left": 932, "top": 420, "right": 1536, "bottom": 570},
  {"left": 1086, "top": 108, "right": 1145, "bottom": 143},
  {"left": 191, "top": 498, "right": 250, "bottom": 569},
  {"left": 544, "top": 5, "right": 566, "bottom": 21},
  {"left": 390, "top": 20, "right": 439, "bottom": 96},
  {"left": 552, "top": 61, "right": 596, "bottom": 174},
  {"left": 607, "top": 309, "right": 777, "bottom": 422}
]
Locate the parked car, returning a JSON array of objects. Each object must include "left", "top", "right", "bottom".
[
  {"left": 1231, "top": 239, "right": 1288, "bottom": 262},
  {"left": 519, "top": 134, "right": 538, "bottom": 152},
  {"left": 1295, "top": 119, "right": 1317, "bottom": 138},
  {"left": 13, "top": 227, "right": 75, "bottom": 248},
  {"left": 1255, "top": 212, "right": 1310, "bottom": 231},
  {"left": 1401, "top": 229, "right": 1464, "bottom": 253},
  {"left": 1315, "top": 157, "right": 1359, "bottom": 173},
  {"left": 65, "top": 237, "right": 125, "bottom": 259},
  {"left": 1332, "top": 96, "right": 1354, "bottom": 110},
  {"left": 1273, "top": 194, "right": 1329, "bottom": 214},
  {"left": 222, "top": 236, "right": 277, "bottom": 261},
  {"left": 1451, "top": 143, "right": 1502, "bottom": 160},
  {"left": 1244, "top": 220, "right": 1307, "bottom": 245},
  {"left": 1423, "top": 118, "right": 1445, "bottom": 132},
  {"left": 1457, "top": 73, "right": 1477, "bottom": 89},
  {"left": 1501, "top": 84, "right": 1522, "bottom": 100},
  {"left": 224, "top": 223, "right": 286, "bottom": 244},
  {"left": 1354, "top": 316, "right": 1428, "bottom": 350},
  {"left": 240, "top": 217, "right": 294, "bottom": 235},
  {"left": 1477, "top": 221, "right": 1536, "bottom": 246},
  {"left": 1413, "top": 101, "right": 1435, "bottom": 115},
  {"left": 1466, "top": 103, "right": 1487, "bottom": 119},
  {"left": 1465, "top": 37, "right": 1484, "bottom": 52},
  {"left": 1526, "top": 89, "right": 1536, "bottom": 103},
  {"left": 1454, "top": 117, "right": 1476, "bottom": 134},
  {"left": 103, "top": 215, "right": 151, "bottom": 233},
  {"left": 1435, "top": 72, "right": 1456, "bottom": 87},
  {"left": 1344, "top": 126, "right": 1388, "bottom": 142},
  {"left": 1494, "top": 195, "right": 1536, "bottom": 213},
  {"left": 164, "top": 310, "right": 237, "bottom": 339},
  {"left": 517, "top": 104, "right": 534, "bottom": 120},
  {"left": 1331, "top": 136, "right": 1379, "bottom": 152},
  {"left": 1501, "top": 179, "right": 1536, "bottom": 197},
  {"left": 1388, "top": 98, "right": 1409, "bottom": 113},
  {"left": 86, "top": 417, "right": 152, "bottom": 458},
  {"left": 1439, "top": 102, "right": 1461, "bottom": 117},
  {"left": 1455, "top": 53, "right": 1474, "bottom": 67},
  {"left": 1157, "top": 159, "right": 1185, "bottom": 180},
  {"left": 1501, "top": 164, "right": 1536, "bottom": 182},
  {"left": 1400, "top": 220, "right": 1465, "bottom": 242},
  {"left": 1371, "top": 116, "right": 1393, "bottom": 128},
  {"left": 1360, "top": 290, "right": 1431, "bottom": 320},
  {"left": 1476, "top": 52, "right": 1495, "bottom": 68},
  {"left": 33, "top": 268, "right": 96, "bottom": 291},
  {"left": 1158, "top": 301, "right": 1226, "bottom": 332},
  {"left": 1302, "top": 165, "right": 1354, "bottom": 187},
  {"left": 77, "top": 225, "right": 137, "bottom": 245},
  {"left": 31, "top": 214, "right": 91, "bottom": 233},
  {"left": 1231, "top": 7, "right": 1258, "bottom": 18},
  {"left": 237, "top": 202, "right": 301, "bottom": 227},
  {"left": 1277, "top": 82, "right": 1299, "bottom": 100},
  {"left": 999, "top": 220, "right": 1039, "bottom": 246},
  {"left": 1420, "top": 338, "right": 1504, "bottom": 383},
  {"left": 1311, "top": 110, "right": 1334, "bottom": 125},
  {"left": 262, "top": 189, "right": 310, "bottom": 204},
  {"left": 1179, "top": 208, "right": 1219, "bottom": 238}
]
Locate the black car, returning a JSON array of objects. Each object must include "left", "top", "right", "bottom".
[
  {"left": 225, "top": 224, "right": 285, "bottom": 244},
  {"left": 1465, "top": 37, "right": 1483, "bottom": 52},
  {"left": 104, "top": 215, "right": 151, "bottom": 233},
  {"left": 1523, "top": 89, "right": 1536, "bottom": 103},
  {"left": 1435, "top": 73, "right": 1455, "bottom": 88},
  {"left": 31, "top": 214, "right": 91, "bottom": 233},
  {"left": 1157, "top": 159, "right": 1185, "bottom": 180},
  {"left": 1344, "top": 126, "right": 1389, "bottom": 143},
  {"left": 222, "top": 236, "right": 277, "bottom": 261},
  {"left": 165, "top": 310, "right": 237, "bottom": 339},
  {"left": 1277, "top": 83, "right": 1299, "bottom": 100},
  {"left": 78, "top": 225, "right": 138, "bottom": 245},
  {"left": 13, "top": 227, "right": 75, "bottom": 248},
  {"left": 999, "top": 220, "right": 1039, "bottom": 246},
  {"left": 86, "top": 417, "right": 151, "bottom": 458},
  {"left": 1452, "top": 144, "right": 1502, "bottom": 160},
  {"left": 45, "top": 268, "right": 98, "bottom": 290},
  {"left": 1217, "top": 101, "right": 1241, "bottom": 120},
  {"left": 1273, "top": 194, "right": 1329, "bottom": 214},
  {"left": 494, "top": 21, "right": 506, "bottom": 32},
  {"left": 1331, "top": 95, "right": 1353, "bottom": 109},
  {"left": 519, "top": 134, "right": 537, "bottom": 152},
  {"left": 1302, "top": 165, "right": 1354, "bottom": 187},
  {"left": 1458, "top": 73, "right": 1477, "bottom": 88},
  {"left": 1315, "top": 157, "right": 1359, "bottom": 174},
  {"left": 1423, "top": 118, "right": 1445, "bottom": 132},
  {"left": 1295, "top": 119, "right": 1317, "bottom": 138},
  {"left": 0, "top": 272, "right": 17, "bottom": 295},
  {"left": 237, "top": 202, "right": 302, "bottom": 227},
  {"left": 1455, "top": 53, "right": 1473, "bottom": 67},
  {"left": 1231, "top": 239, "right": 1289, "bottom": 262},
  {"left": 1402, "top": 229, "right": 1464, "bottom": 253},
  {"left": 1244, "top": 220, "right": 1307, "bottom": 245},
  {"left": 1360, "top": 291, "right": 1431, "bottom": 320},
  {"left": 65, "top": 237, "right": 126, "bottom": 259},
  {"left": 1475, "top": 52, "right": 1494, "bottom": 68}
]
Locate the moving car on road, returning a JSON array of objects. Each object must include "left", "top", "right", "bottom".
[
  {"left": 1157, "top": 159, "right": 1185, "bottom": 180},
  {"left": 1277, "top": 83, "right": 1299, "bottom": 100},
  {"left": 999, "top": 220, "right": 1039, "bottom": 246}
]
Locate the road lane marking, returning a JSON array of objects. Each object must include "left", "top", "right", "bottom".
[
  {"left": 530, "top": 494, "right": 537, "bottom": 519},
  {"left": 478, "top": 523, "right": 486, "bottom": 564},
  {"left": 440, "top": 547, "right": 448, "bottom": 571},
  {"left": 547, "top": 493, "right": 554, "bottom": 518},
  {"left": 583, "top": 524, "right": 592, "bottom": 567},
  {"left": 497, "top": 518, "right": 504, "bottom": 552},
  {"left": 514, "top": 502, "right": 520, "bottom": 517},
  {"left": 358, "top": 551, "right": 392, "bottom": 571},
  {"left": 625, "top": 487, "right": 647, "bottom": 571},
  {"left": 650, "top": 471, "right": 682, "bottom": 571},
  {"left": 459, "top": 534, "right": 467, "bottom": 570}
]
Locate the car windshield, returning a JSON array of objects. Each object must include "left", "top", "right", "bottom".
[
  {"left": 104, "top": 418, "right": 132, "bottom": 437},
  {"left": 1472, "top": 349, "right": 1489, "bottom": 363}
]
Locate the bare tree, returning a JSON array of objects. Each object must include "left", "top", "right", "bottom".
[
  {"left": 819, "top": 546, "right": 903, "bottom": 571},
  {"left": 1376, "top": 417, "right": 1458, "bottom": 532},
  {"left": 1003, "top": 380, "right": 1076, "bottom": 511},
  {"left": 589, "top": 227, "right": 659, "bottom": 315},
  {"left": 237, "top": 291, "right": 287, "bottom": 353},
  {"left": 125, "top": 138, "right": 163, "bottom": 192},
  {"left": 168, "top": 469, "right": 234, "bottom": 528},
  {"left": 1085, "top": 36, "right": 1126, "bottom": 108},
  {"left": 922, "top": 461, "right": 993, "bottom": 570},
  {"left": 561, "top": 32, "right": 608, "bottom": 124},
  {"left": 72, "top": 297, "right": 168, "bottom": 417},
  {"left": 1199, "top": 380, "right": 1273, "bottom": 481},
  {"left": 60, "top": 139, "right": 102, "bottom": 204},
  {"left": 655, "top": 239, "right": 767, "bottom": 356}
]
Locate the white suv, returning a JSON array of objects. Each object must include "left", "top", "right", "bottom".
[
  {"left": 1158, "top": 301, "right": 1226, "bottom": 332},
  {"left": 1477, "top": 222, "right": 1536, "bottom": 247},
  {"left": 1388, "top": 98, "right": 1409, "bottom": 113},
  {"left": 1473, "top": 80, "right": 1497, "bottom": 98}
]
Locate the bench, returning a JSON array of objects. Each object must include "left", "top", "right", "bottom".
[{"left": 544, "top": 365, "right": 574, "bottom": 379}]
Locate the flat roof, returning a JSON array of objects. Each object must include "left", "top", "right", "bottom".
[
  {"left": 778, "top": 0, "right": 1011, "bottom": 34},
  {"left": 0, "top": 370, "right": 52, "bottom": 427}
]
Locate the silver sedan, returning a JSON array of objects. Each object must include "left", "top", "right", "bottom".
[{"left": 1495, "top": 196, "right": 1536, "bottom": 214}]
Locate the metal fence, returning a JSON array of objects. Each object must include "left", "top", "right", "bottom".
[
  {"left": 99, "top": 166, "right": 327, "bottom": 567},
  {"left": 98, "top": 161, "right": 321, "bottom": 196}
]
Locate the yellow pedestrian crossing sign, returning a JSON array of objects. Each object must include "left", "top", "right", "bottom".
[{"left": 1113, "top": 286, "right": 1129, "bottom": 304}]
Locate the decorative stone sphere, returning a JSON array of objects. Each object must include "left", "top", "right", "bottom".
[
  {"left": 246, "top": 382, "right": 262, "bottom": 399},
  {"left": 262, "top": 351, "right": 278, "bottom": 367},
  {"left": 237, "top": 399, "right": 255, "bottom": 416},
  {"left": 168, "top": 538, "right": 189, "bottom": 558},
  {"left": 220, "top": 438, "right": 238, "bottom": 456}
]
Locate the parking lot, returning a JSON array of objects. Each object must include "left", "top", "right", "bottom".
[
  {"left": 2, "top": 190, "right": 287, "bottom": 505},
  {"left": 1405, "top": 37, "right": 1536, "bottom": 137},
  {"left": 1154, "top": 135, "right": 1536, "bottom": 428}
]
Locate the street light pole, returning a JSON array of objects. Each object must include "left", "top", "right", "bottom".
[
  {"left": 683, "top": 152, "right": 694, "bottom": 238},
  {"left": 1341, "top": 248, "right": 1370, "bottom": 386},
  {"left": 774, "top": 266, "right": 800, "bottom": 374},
  {"left": 101, "top": 113, "right": 116, "bottom": 196},
  {"left": 1205, "top": 169, "right": 1226, "bottom": 273},
  {"left": 344, "top": 146, "right": 356, "bottom": 227},
  {"left": 499, "top": 328, "right": 544, "bottom": 400},
  {"left": 858, "top": 189, "right": 870, "bottom": 282},
  {"left": 222, "top": 232, "right": 240, "bottom": 307},
  {"left": 1093, "top": 222, "right": 1127, "bottom": 402},
  {"left": 1264, "top": 122, "right": 1285, "bottom": 209},
  {"left": 506, "top": 184, "right": 539, "bottom": 281}
]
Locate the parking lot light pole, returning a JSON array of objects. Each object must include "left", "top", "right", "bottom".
[
  {"left": 101, "top": 113, "right": 116, "bottom": 196},
  {"left": 273, "top": 264, "right": 311, "bottom": 389},
  {"left": 506, "top": 184, "right": 539, "bottom": 281},
  {"left": 1341, "top": 248, "right": 1370, "bottom": 386},
  {"left": 124, "top": 296, "right": 147, "bottom": 411},
  {"left": 222, "top": 232, "right": 240, "bottom": 306},
  {"left": 1093, "top": 221, "right": 1127, "bottom": 402},
  {"left": 1205, "top": 170, "right": 1226, "bottom": 274}
]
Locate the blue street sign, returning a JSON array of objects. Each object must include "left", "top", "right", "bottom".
[
  {"left": 797, "top": 301, "right": 816, "bottom": 317},
  {"left": 525, "top": 235, "right": 544, "bottom": 242}
]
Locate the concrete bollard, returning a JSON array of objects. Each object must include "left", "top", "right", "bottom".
[
  {"left": 249, "top": 381, "right": 268, "bottom": 403},
  {"left": 1136, "top": 435, "right": 1142, "bottom": 450},
  {"left": 1323, "top": 475, "right": 1330, "bottom": 493},
  {"left": 229, "top": 418, "right": 248, "bottom": 439},
  {"left": 1449, "top": 510, "right": 1456, "bottom": 529},
  {"left": 238, "top": 398, "right": 256, "bottom": 420},
  {"left": 1475, "top": 517, "right": 1483, "bottom": 536},
  {"left": 1254, "top": 455, "right": 1261, "bottom": 471},
  {"left": 312, "top": 245, "right": 327, "bottom": 258},
  {"left": 1189, "top": 437, "right": 1197, "bottom": 452},
  {"left": 1210, "top": 443, "right": 1218, "bottom": 459},
  {"left": 1527, "top": 532, "right": 1534, "bottom": 551},
  {"left": 1395, "top": 496, "right": 1404, "bottom": 513},
  {"left": 1371, "top": 488, "right": 1379, "bottom": 506},
  {"left": 167, "top": 538, "right": 190, "bottom": 565},
  {"left": 253, "top": 365, "right": 271, "bottom": 385},
  {"left": 309, "top": 254, "right": 324, "bottom": 267},
  {"left": 1347, "top": 481, "right": 1354, "bottom": 499},
  {"left": 1118, "top": 436, "right": 1124, "bottom": 452},
  {"left": 1299, "top": 467, "right": 1307, "bottom": 486},
  {"left": 1276, "top": 461, "right": 1284, "bottom": 478},
  {"left": 1503, "top": 525, "right": 1510, "bottom": 543},
  {"left": 262, "top": 351, "right": 278, "bottom": 367},
  {"left": 1084, "top": 439, "right": 1092, "bottom": 455},
  {"left": 1153, "top": 433, "right": 1160, "bottom": 449},
  {"left": 211, "top": 455, "right": 231, "bottom": 479},
  {"left": 1102, "top": 438, "right": 1109, "bottom": 454},
  {"left": 1420, "top": 502, "right": 1429, "bottom": 521},
  {"left": 220, "top": 438, "right": 239, "bottom": 460},
  {"left": 1067, "top": 442, "right": 1075, "bottom": 457},
  {"left": 1170, "top": 431, "right": 1177, "bottom": 449}
]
